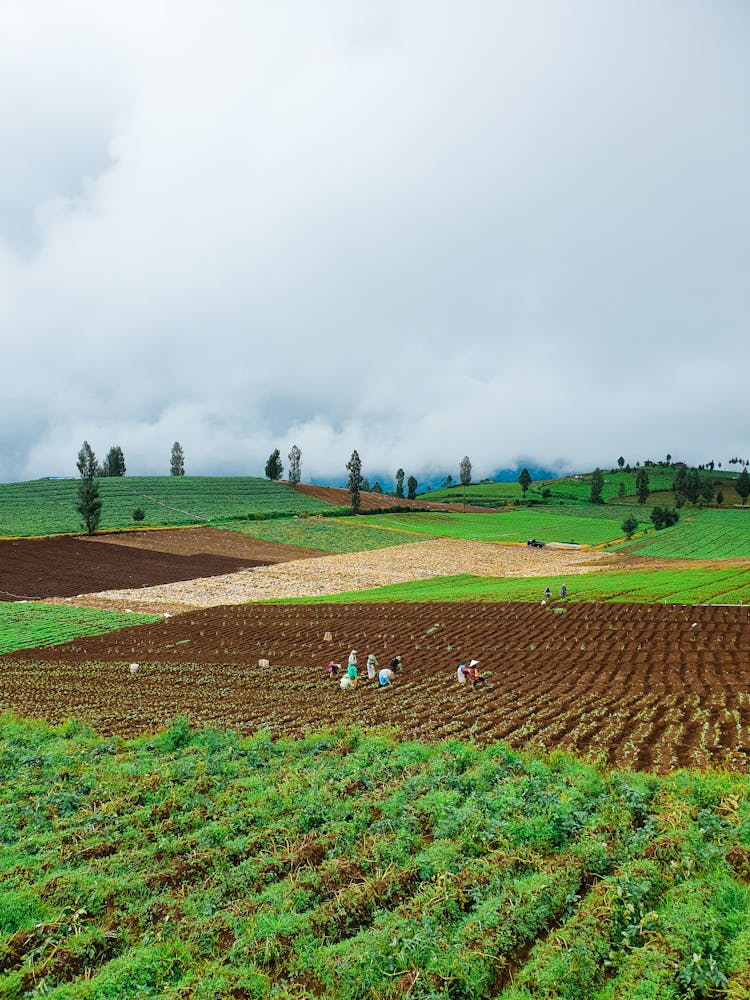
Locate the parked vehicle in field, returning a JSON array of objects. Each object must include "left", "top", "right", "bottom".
[{"left": 527, "top": 538, "right": 545, "bottom": 548}]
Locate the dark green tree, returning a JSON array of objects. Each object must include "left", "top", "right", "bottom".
[
  {"left": 170, "top": 441, "right": 185, "bottom": 476},
  {"left": 407, "top": 475, "right": 418, "bottom": 500},
  {"left": 265, "top": 449, "right": 283, "bottom": 481},
  {"left": 347, "top": 450, "right": 363, "bottom": 512},
  {"left": 621, "top": 515, "right": 638, "bottom": 539},
  {"left": 635, "top": 469, "right": 650, "bottom": 506},
  {"left": 737, "top": 468, "right": 750, "bottom": 505},
  {"left": 361, "top": 477, "right": 370, "bottom": 492},
  {"left": 132, "top": 506, "right": 145, "bottom": 522},
  {"left": 287, "top": 445, "right": 302, "bottom": 485},
  {"left": 395, "top": 468, "right": 405, "bottom": 499},
  {"left": 371, "top": 482, "right": 383, "bottom": 494},
  {"left": 101, "top": 445, "right": 126, "bottom": 477},
  {"left": 617, "top": 456, "right": 625, "bottom": 469},
  {"left": 685, "top": 468, "right": 701, "bottom": 504},
  {"left": 459, "top": 456, "right": 472, "bottom": 486},
  {"left": 650, "top": 506, "right": 680, "bottom": 530},
  {"left": 589, "top": 467, "right": 604, "bottom": 504},
  {"left": 518, "top": 468, "right": 532, "bottom": 497},
  {"left": 700, "top": 477, "right": 714, "bottom": 504},
  {"left": 75, "top": 441, "right": 102, "bottom": 535},
  {"left": 617, "top": 480, "right": 626, "bottom": 499},
  {"left": 440, "top": 474, "right": 453, "bottom": 489}
]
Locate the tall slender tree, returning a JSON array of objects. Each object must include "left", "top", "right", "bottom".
[
  {"left": 737, "top": 468, "right": 750, "bottom": 505},
  {"left": 75, "top": 441, "right": 102, "bottom": 535},
  {"left": 635, "top": 468, "right": 650, "bottom": 506},
  {"left": 170, "top": 441, "right": 185, "bottom": 476},
  {"left": 518, "top": 468, "right": 532, "bottom": 497},
  {"left": 265, "top": 449, "right": 283, "bottom": 481},
  {"left": 589, "top": 467, "right": 604, "bottom": 504},
  {"left": 347, "top": 450, "right": 363, "bottom": 512},
  {"left": 101, "top": 446, "right": 126, "bottom": 477},
  {"left": 459, "top": 456, "right": 472, "bottom": 486},
  {"left": 287, "top": 445, "right": 302, "bottom": 485},
  {"left": 395, "top": 468, "right": 405, "bottom": 499},
  {"left": 407, "top": 475, "right": 418, "bottom": 500}
]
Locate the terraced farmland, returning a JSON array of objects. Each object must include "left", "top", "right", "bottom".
[
  {"left": 5, "top": 601, "right": 750, "bottom": 773},
  {"left": 0, "top": 477, "right": 338, "bottom": 537},
  {"left": 622, "top": 508, "right": 750, "bottom": 559}
]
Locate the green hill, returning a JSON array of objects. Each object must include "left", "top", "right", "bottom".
[{"left": 0, "top": 477, "right": 340, "bottom": 538}]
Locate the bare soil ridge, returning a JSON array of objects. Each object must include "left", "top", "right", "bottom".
[{"left": 0, "top": 528, "right": 325, "bottom": 601}]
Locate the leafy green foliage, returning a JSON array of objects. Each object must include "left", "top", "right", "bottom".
[
  {"left": 0, "top": 477, "right": 336, "bottom": 537},
  {"left": 737, "top": 468, "right": 750, "bottom": 505},
  {"left": 273, "top": 564, "right": 750, "bottom": 606},
  {"left": 589, "top": 467, "right": 604, "bottom": 504},
  {"left": 519, "top": 467, "right": 532, "bottom": 496},
  {"left": 0, "top": 717, "right": 749, "bottom": 999},
  {"left": 621, "top": 515, "right": 638, "bottom": 539},
  {"left": 229, "top": 517, "right": 432, "bottom": 553},
  {"left": 650, "top": 506, "right": 680, "bottom": 530},
  {"left": 75, "top": 441, "right": 102, "bottom": 535},
  {"left": 101, "top": 446, "right": 126, "bottom": 477},
  {"left": 0, "top": 603, "right": 158, "bottom": 655},
  {"left": 407, "top": 475, "right": 418, "bottom": 500}
]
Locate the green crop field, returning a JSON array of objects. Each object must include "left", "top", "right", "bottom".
[
  {"left": 228, "top": 517, "right": 434, "bottom": 553},
  {"left": 0, "top": 603, "right": 160, "bottom": 655},
  {"left": 0, "top": 478, "right": 338, "bottom": 538},
  {"left": 353, "top": 509, "right": 638, "bottom": 547},
  {"left": 621, "top": 508, "right": 750, "bottom": 559},
  {"left": 1, "top": 716, "right": 749, "bottom": 999},
  {"left": 273, "top": 565, "right": 750, "bottom": 607},
  {"left": 420, "top": 481, "right": 523, "bottom": 505}
]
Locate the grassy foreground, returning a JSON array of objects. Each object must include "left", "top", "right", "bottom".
[
  {"left": 1, "top": 716, "right": 750, "bottom": 999},
  {"left": 268, "top": 565, "right": 750, "bottom": 607},
  {"left": 0, "top": 604, "right": 160, "bottom": 656}
]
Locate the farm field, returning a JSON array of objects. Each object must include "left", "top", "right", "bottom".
[
  {"left": 621, "top": 508, "right": 750, "bottom": 559},
  {"left": 2, "top": 715, "right": 749, "bottom": 1000},
  {"left": 355, "top": 509, "right": 638, "bottom": 546},
  {"left": 274, "top": 564, "right": 750, "bottom": 607},
  {"left": 0, "top": 529, "right": 323, "bottom": 602},
  {"left": 0, "top": 477, "right": 338, "bottom": 537},
  {"left": 0, "top": 603, "right": 158, "bottom": 655},
  {"left": 228, "top": 516, "right": 436, "bottom": 553},
  {"left": 4, "top": 601, "right": 750, "bottom": 773}
]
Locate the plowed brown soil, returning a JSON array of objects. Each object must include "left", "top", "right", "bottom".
[
  {"left": 0, "top": 528, "right": 324, "bottom": 601},
  {"left": 4, "top": 601, "right": 750, "bottom": 773},
  {"left": 292, "top": 483, "right": 496, "bottom": 513}
]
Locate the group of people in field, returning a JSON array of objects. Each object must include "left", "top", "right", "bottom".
[
  {"left": 327, "top": 650, "right": 403, "bottom": 689},
  {"left": 326, "top": 648, "right": 489, "bottom": 691},
  {"left": 543, "top": 584, "right": 567, "bottom": 601}
]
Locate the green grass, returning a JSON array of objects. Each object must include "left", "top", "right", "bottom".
[
  {"left": 225, "top": 517, "right": 433, "bottom": 553},
  {"left": 620, "top": 508, "right": 750, "bottom": 559},
  {"left": 353, "top": 509, "right": 637, "bottom": 546},
  {"left": 0, "top": 603, "right": 160, "bottom": 655},
  {"left": 1, "top": 715, "right": 749, "bottom": 999},
  {"left": 0, "top": 477, "right": 338, "bottom": 538},
  {"left": 270, "top": 565, "right": 750, "bottom": 606}
]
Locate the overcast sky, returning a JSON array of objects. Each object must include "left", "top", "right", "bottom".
[{"left": 1, "top": 1, "right": 748, "bottom": 485}]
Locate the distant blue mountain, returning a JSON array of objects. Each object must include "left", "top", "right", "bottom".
[{"left": 310, "top": 466, "right": 560, "bottom": 493}]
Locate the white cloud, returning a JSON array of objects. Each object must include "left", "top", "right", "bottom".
[{"left": 1, "top": 0, "right": 748, "bottom": 483}]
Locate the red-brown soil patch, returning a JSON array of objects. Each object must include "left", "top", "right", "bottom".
[
  {"left": 4, "top": 601, "right": 750, "bottom": 774},
  {"left": 292, "top": 483, "right": 497, "bottom": 513},
  {"left": 0, "top": 528, "right": 324, "bottom": 601}
]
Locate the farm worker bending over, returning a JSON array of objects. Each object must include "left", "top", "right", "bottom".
[
  {"left": 340, "top": 674, "right": 356, "bottom": 689},
  {"left": 457, "top": 664, "right": 470, "bottom": 684},
  {"left": 347, "top": 650, "right": 358, "bottom": 682},
  {"left": 366, "top": 653, "right": 378, "bottom": 680},
  {"left": 379, "top": 668, "right": 395, "bottom": 686},
  {"left": 390, "top": 655, "right": 402, "bottom": 672},
  {"left": 326, "top": 661, "right": 340, "bottom": 677},
  {"left": 468, "top": 659, "right": 485, "bottom": 689}
]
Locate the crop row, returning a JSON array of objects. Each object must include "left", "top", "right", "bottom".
[
  {"left": 4, "top": 601, "right": 750, "bottom": 772},
  {"left": 0, "top": 602, "right": 159, "bottom": 655},
  {"left": 1, "top": 717, "right": 749, "bottom": 999}
]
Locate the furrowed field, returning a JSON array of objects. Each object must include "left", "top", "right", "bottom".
[
  {"left": 1, "top": 717, "right": 750, "bottom": 1000},
  {"left": 2, "top": 472, "right": 750, "bottom": 999}
]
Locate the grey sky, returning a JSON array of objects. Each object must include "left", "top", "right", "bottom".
[{"left": 1, "top": 0, "right": 748, "bottom": 484}]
